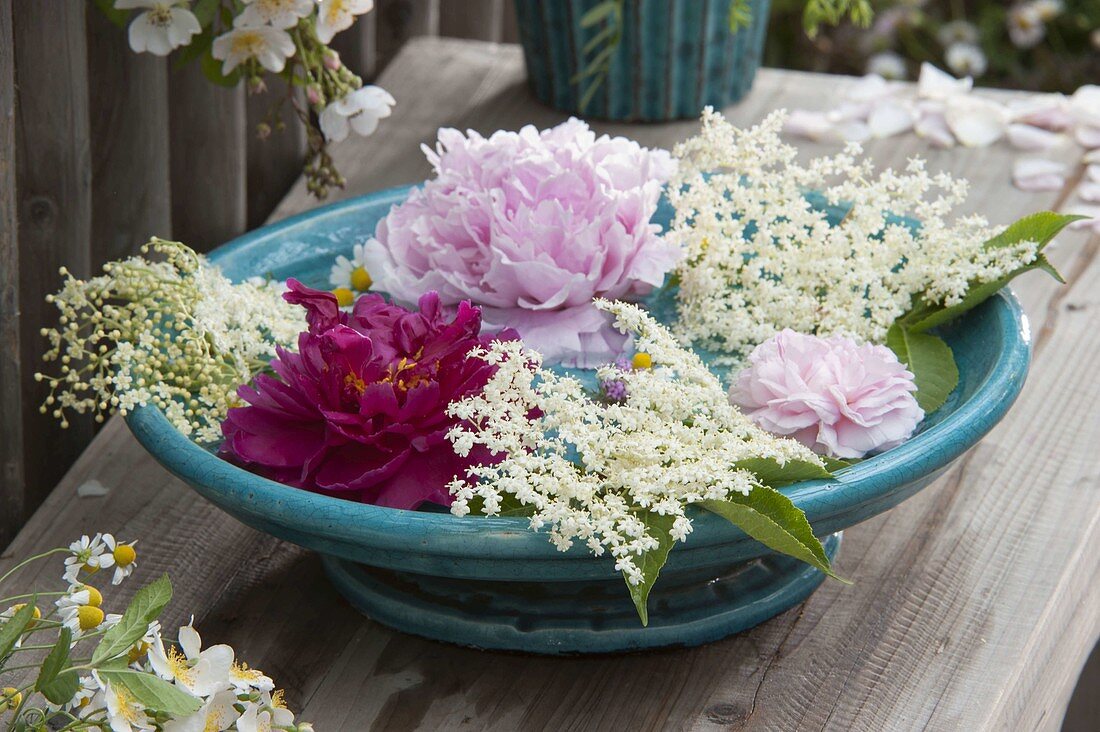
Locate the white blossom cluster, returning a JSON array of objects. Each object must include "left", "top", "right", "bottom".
[
  {"left": 36, "top": 239, "right": 304, "bottom": 442},
  {"left": 667, "top": 108, "right": 1041, "bottom": 360},
  {"left": 445, "top": 300, "right": 819, "bottom": 585}
]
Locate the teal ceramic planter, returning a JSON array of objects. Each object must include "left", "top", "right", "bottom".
[
  {"left": 513, "top": 0, "right": 771, "bottom": 121},
  {"left": 125, "top": 187, "right": 1032, "bottom": 655}
]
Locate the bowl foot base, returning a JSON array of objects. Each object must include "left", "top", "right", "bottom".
[{"left": 322, "top": 532, "right": 841, "bottom": 655}]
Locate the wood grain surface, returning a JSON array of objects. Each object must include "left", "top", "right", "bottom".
[{"left": 2, "top": 38, "right": 1097, "bottom": 731}]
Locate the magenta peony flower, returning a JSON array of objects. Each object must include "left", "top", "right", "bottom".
[
  {"left": 729, "top": 330, "right": 924, "bottom": 459},
  {"left": 220, "top": 279, "right": 516, "bottom": 509},
  {"left": 362, "top": 118, "right": 679, "bottom": 367}
]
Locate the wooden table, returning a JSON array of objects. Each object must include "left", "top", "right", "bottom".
[{"left": 4, "top": 38, "right": 1098, "bottom": 730}]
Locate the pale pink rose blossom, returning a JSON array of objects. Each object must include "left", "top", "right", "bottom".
[
  {"left": 363, "top": 119, "right": 679, "bottom": 366},
  {"left": 729, "top": 330, "right": 924, "bottom": 459}
]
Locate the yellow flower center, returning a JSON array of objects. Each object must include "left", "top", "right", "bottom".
[
  {"left": 232, "top": 661, "right": 265, "bottom": 683},
  {"left": 128, "top": 640, "right": 151, "bottom": 664},
  {"left": 271, "top": 689, "right": 287, "bottom": 709},
  {"left": 149, "top": 6, "right": 174, "bottom": 27},
  {"left": 113, "top": 544, "right": 137, "bottom": 567},
  {"left": 81, "top": 585, "right": 103, "bottom": 607},
  {"left": 1, "top": 687, "right": 22, "bottom": 711},
  {"left": 631, "top": 352, "right": 653, "bottom": 369},
  {"left": 230, "top": 31, "right": 268, "bottom": 57},
  {"left": 9, "top": 603, "right": 42, "bottom": 629},
  {"left": 350, "top": 266, "right": 372, "bottom": 291},
  {"left": 332, "top": 287, "right": 354, "bottom": 307},
  {"left": 77, "top": 605, "right": 104, "bottom": 631},
  {"left": 344, "top": 371, "right": 367, "bottom": 395},
  {"left": 167, "top": 646, "right": 196, "bottom": 686}
]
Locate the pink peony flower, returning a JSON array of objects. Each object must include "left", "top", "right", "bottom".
[
  {"left": 729, "top": 330, "right": 924, "bottom": 459},
  {"left": 220, "top": 279, "right": 516, "bottom": 509},
  {"left": 362, "top": 119, "right": 679, "bottom": 367}
]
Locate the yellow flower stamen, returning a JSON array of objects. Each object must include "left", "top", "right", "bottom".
[
  {"left": 167, "top": 646, "right": 196, "bottom": 686},
  {"left": 350, "top": 266, "right": 372, "bottom": 291},
  {"left": 77, "top": 605, "right": 104, "bottom": 631},
  {"left": 271, "top": 689, "right": 287, "bottom": 709},
  {"left": 332, "top": 287, "right": 354, "bottom": 307},
  {"left": 631, "top": 352, "right": 653, "bottom": 369},
  {"left": 232, "top": 661, "right": 264, "bottom": 683},
  {"left": 113, "top": 544, "right": 136, "bottom": 567},
  {"left": 8, "top": 604, "right": 42, "bottom": 629},
  {"left": 344, "top": 372, "right": 367, "bottom": 395},
  {"left": 1, "top": 687, "right": 22, "bottom": 711},
  {"left": 81, "top": 585, "right": 103, "bottom": 607}
]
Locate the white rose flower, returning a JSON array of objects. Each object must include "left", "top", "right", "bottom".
[
  {"left": 319, "top": 85, "right": 395, "bottom": 142},
  {"left": 235, "top": 0, "right": 314, "bottom": 30},
  {"left": 148, "top": 619, "right": 234, "bottom": 697},
  {"left": 116, "top": 0, "right": 200, "bottom": 56},
  {"left": 316, "top": 0, "right": 375, "bottom": 43},
  {"left": 212, "top": 25, "right": 295, "bottom": 74}
]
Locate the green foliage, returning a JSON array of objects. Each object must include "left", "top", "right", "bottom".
[
  {"left": 888, "top": 211, "right": 1080, "bottom": 413},
  {"left": 885, "top": 324, "right": 959, "bottom": 414},
  {"left": 94, "top": 0, "right": 130, "bottom": 28},
  {"left": 624, "top": 511, "right": 677, "bottom": 626},
  {"left": 733, "top": 457, "right": 831, "bottom": 487},
  {"left": 700, "top": 486, "right": 844, "bottom": 581},
  {"left": 92, "top": 574, "right": 172, "bottom": 664},
  {"left": 99, "top": 666, "right": 202, "bottom": 716},
  {"left": 0, "top": 600, "right": 37, "bottom": 665},
  {"left": 802, "top": 0, "right": 873, "bottom": 36},
  {"left": 35, "top": 627, "right": 72, "bottom": 693}
]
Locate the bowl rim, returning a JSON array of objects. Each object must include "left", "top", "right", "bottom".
[{"left": 125, "top": 189, "right": 1033, "bottom": 558}]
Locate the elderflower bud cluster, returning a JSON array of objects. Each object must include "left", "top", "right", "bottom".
[
  {"left": 668, "top": 109, "right": 1040, "bottom": 360},
  {"left": 445, "top": 300, "right": 818, "bottom": 585},
  {"left": 35, "top": 239, "right": 304, "bottom": 443}
]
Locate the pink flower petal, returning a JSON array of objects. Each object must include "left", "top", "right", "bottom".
[
  {"left": 1006, "top": 123, "right": 1063, "bottom": 151},
  {"left": 1012, "top": 158, "right": 1067, "bottom": 191}
]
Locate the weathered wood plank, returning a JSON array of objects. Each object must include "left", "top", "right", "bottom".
[
  {"left": 331, "top": 9, "right": 379, "bottom": 81},
  {"left": 12, "top": 0, "right": 94, "bottom": 524},
  {"left": 0, "top": 0, "right": 22, "bottom": 549},
  {"left": 440, "top": 0, "right": 505, "bottom": 42},
  {"left": 86, "top": 9, "right": 172, "bottom": 263},
  {"left": 245, "top": 80, "right": 306, "bottom": 229},
  {"left": 1, "top": 39, "right": 1097, "bottom": 732},
  {"left": 376, "top": 0, "right": 440, "bottom": 71},
  {"left": 168, "top": 63, "right": 247, "bottom": 252}
]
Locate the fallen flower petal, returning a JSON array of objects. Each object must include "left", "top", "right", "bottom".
[
  {"left": 1012, "top": 158, "right": 1068, "bottom": 191},
  {"left": 1007, "top": 123, "right": 1063, "bottom": 151},
  {"left": 918, "top": 62, "right": 973, "bottom": 101},
  {"left": 945, "top": 97, "right": 1008, "bottom": 147},
  {"left": 868, "top": 101, "right": 915, "bottom": 138}
]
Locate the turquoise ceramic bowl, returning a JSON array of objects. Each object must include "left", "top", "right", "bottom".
[{"left": 125, "top": 187, "right": 1032, "bottom": 654}]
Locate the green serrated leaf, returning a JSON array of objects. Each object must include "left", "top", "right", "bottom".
[
  {"left": 92, "top": 575, "right": 172, "bottom": 665},
  {"left": 35, "top": 627, "right": 71, "bottom": 691},
  {"left": 733, "top": 457, "right": 831, "bottom": 487},
  {"left": 886, "top": 325, "right": 959, "bottom": 413},
  {"left": 983, "top": 211, "right": 1084, "bottom": 251},
  {"left": 100, "top": 669, "right": 202, "bottom": 716},
  {"left": 624, "top": 511, "right": 677, "bottom": 626},
  {"left": 94, "top": 0, "right": 131, "bottom": 29},
  {"left": 0, "top": 601, "right": 37, "bottom": 664},
  {"left": 821, "top": 456, "right": 858, "bottom": 473},
  {"left": 39, "top": 670, "right": 81, "bottom": 706},
  {"left": 579, "top": 0, "right": 621, "bottom": 27},
  {"left": 700, "top": 487, "right": 844, "bottom": 581}
]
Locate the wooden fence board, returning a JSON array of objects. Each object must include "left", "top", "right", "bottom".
[
  {"left": 12, "top": 0, "right": 94, "bottom": 523},
  {"left": 246, "top": 81, "right": 307, "bottom": 229},
  {"left": 440, "top": 0, "right": 505, "bottom": 42},
  {"left": 168, "top": 63, "right": 247, "bottom": 252},
  {"left": 86, "top": 10, "right": 172, "bottom": 263},
  {"left": 0, "top": 0, "right": 22, "bottom": 548},
  {"left": 332, "top": 9, "right": 379, "bottom": 81}
]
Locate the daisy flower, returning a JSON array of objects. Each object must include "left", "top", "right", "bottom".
[
  {"left": 98, "top": 534, "right": 138, "bottom": 585},
  {"left": 63, "top": 534, "right": 107, "bottom": 584},
  {"left": 328, "top": 241, "right": 373, "bottom": 301}
]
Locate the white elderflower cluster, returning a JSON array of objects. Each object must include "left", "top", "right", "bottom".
[
  {"left": 36, "top": 239, "right": 304, "bottom": 442},
  {"left": 445, "top": 300, "right": 818, "bottom": 585},
  {"left": 669, "top": 108, "right": 1040, "bottom": 359}
]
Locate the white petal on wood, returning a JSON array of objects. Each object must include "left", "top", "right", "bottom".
[
  {"left": 1065, "top": 204, "right": 1100, "bottom": 233},
  {"left": 1084, "top": 149, "right": 1100, "bottom": 164},
  {"left": 1074, "top": 124, "right": 1100, "bottom": 149},
  {"left": 1077, "top": 181, "right": 1100, "bottom": 203},
  {"left": 945, "top": 97, "right": 1008, "bottom": 147},
  {"left": 784, "top": 110, "right": 834, "bottom": 141},
  {"left": 76, "top": 479, "right": 109, "bottom": 498},
  {"left": 917, "top": 62, "right": 973, "bottom": 100},
  {"left": 1007, "top": 94, "right": 1073, "bottom": 131},
  {"left": 1068, "top": 85, "right": 1100, "bottom": 129},
  {"left": 1087, "top": 164, "right": 1100, "bottom": 182},
  {"left": 1006, "top": 123, "right": 1062, "bottom": 151},
  {"left": 868, "top": 101, "right": 915, "bottom": 138},
  {"left": 826, "top": 100, "right": 873, "bottom": 123},
  {"left": 833, "top": 119, "right": 872, "bottom": 143},
  {"left": 914, "top": 111, "right": 956, "bottom": 148},
  {"left": 1012, "top": 158, "right": 1068, "bottom": 192},
  {"left": 846, "top": 74, "right": 891, "bottom": 102}
]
